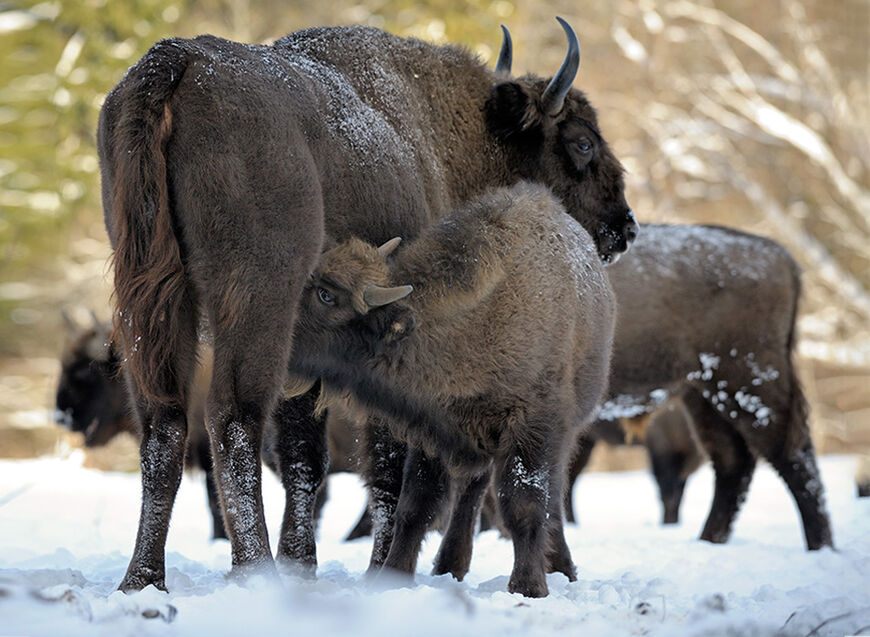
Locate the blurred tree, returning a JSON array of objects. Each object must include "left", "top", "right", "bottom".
[{"left": 1, "top": 0, "right": 181, "bottom": 354}]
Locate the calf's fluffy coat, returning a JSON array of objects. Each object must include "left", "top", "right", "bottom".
[{"left": 289, "top": 182, "right": 615, "bottom": 597}]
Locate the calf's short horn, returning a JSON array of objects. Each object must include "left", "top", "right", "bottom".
[
  {"left": 363, "top": 284, "right": 413, "bottom": 308},
  {"left": 377, "top": 237, "right": 402, "bottom": 258}
]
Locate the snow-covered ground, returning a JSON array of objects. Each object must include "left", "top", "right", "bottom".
[{"left": 0, "top": 453, "right": 867, "bottom": 636}]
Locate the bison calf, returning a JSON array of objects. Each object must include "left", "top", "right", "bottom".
[{"left": 288, "top": 182, "right": 615, "bottom": 597}]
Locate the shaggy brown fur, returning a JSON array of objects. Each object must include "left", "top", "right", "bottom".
[
  {"left": 288, "top": 182, "right": 615, "bottom": 597},
  {"left": 98, "top": 23, "right": 636, "bottom": 591}
]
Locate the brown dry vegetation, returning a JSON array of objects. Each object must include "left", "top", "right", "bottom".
[{"left": 0, "top": 0, "right": 866, "bottom": 467}]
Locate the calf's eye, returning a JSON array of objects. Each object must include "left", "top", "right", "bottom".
[{"left": 317, "top": 287, "right": 336, "bottom": 306}]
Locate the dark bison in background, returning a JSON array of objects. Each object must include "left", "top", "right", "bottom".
[
  {"left": 591, "top": 224, "right": 832, "bottom": 550},
  {"left": 563, "top": 404, "right": 704, "bottom": 526},
  {"left": 55, "top": 315, "right": 239, "bottom": 541},
  {"left": 54, "top": 314, "right": 355, "bottom": 542},
  {"left": 98, "top": 20, "right": 636, "bottom": 590}
]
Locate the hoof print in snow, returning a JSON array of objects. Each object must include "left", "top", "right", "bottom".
[
  {"left": 634, "top": 601, "right": 653, "bottom": 615},
  {"left": 142, "top": 604, "right": 177, "bottom": 622},
  {"left": 700, "top": 593, "right": 726, "bottom": 613},
  {"left": 32, "top": 588, "right": 94, "bottom": 622}
]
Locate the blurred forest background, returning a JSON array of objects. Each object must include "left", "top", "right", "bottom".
[{"left": 0, "top": 0, "right": 867, "bottom": 469}]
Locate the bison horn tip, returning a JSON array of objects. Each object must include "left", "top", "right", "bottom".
[
  {"left": 541, "top": 17, "right": 580, "bottom": 117},
  {"left": 495, "top": 24, "right": 512, "bottom": 76}
]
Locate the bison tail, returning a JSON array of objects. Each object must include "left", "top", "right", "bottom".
[
  {"left": 783, "top": 261, "right": 811, "bottom": 455},
  {"left": 102, "top": 39, "right": 191, "bottom": 407}
]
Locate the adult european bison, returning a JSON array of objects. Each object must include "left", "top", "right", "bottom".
[
  {"left": 287, "top": 182, "right": 615, "bottom": 597},
  {"left": 590, "top": 224, "right": 832, "bottom": 550},
  {"left": 99, "top": 21, "right": 636, "bottom": 590}
]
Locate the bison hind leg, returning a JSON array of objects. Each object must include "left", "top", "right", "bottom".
[
  {"left": 119, "top": 297, "right": 200, "bottom": 592},
  {"left": 273, "top": 387, "right": 329, "bottom": 575},
  {"left": 431, "top": 468, "right": 492, "bottom": 581},
  {"left": 495, "top": 448, "right": 552, "bottom": 598},
  {"left": 681, "top": 387, "right": 756, "bottom": 545}
]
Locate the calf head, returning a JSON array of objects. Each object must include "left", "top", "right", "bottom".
[
  {"left": 291, "top": 237, "right": 414, "bottom": 376},
  {"left": 486, "top": 19, "right": 637, "bottom": 263},
  {"left": 55, "top": 313, "right": 130, "bottom": 446}
]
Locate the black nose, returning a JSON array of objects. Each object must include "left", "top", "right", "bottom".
[{"left": 624, "top": 211, "right": 638, "bottom": 245}]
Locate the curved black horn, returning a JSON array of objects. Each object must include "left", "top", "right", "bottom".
[
  {"left": 541, "top": 17, "right": 580, "bottom": 116},
  {"left": 494, "top": 24, "right": 512, "bottom": 75}
]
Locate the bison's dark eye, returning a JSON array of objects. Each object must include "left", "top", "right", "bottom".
[
  {"left": 317, "top": 287, "right": 336, "bottom": 306},
  {"left": 577, "top": 139, "right": 592, "bottom": 154}
]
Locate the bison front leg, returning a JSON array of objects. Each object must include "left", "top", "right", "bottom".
[
  {"left": 120, "top": 403, "right": 188, "bottom": 592},
  {"left": 360, "top": 415, "right": 408, "bottom": 574},
  {"left": 380, "top": 448, "right": 449, "bottom": 578},
  {"left": 187, "top": 427, "right": 228, "bottom": 541},
  {"left": 273, "top": 388, "right": 328, "bottom": 575},
  {"left": 431, "top": 468, "right": 491, "bottom": 581},
  {"left": 648, "top": 445, "right": 690, "bottom": 525},
  {"left": 495, "top": 448, "right": 551, "bottom": 598},
  {"left": 201, "top": 450, "right": 228, "bottom": 541},
  {"left": 344, "top": 504, "right": 373, "bottom": 541}
]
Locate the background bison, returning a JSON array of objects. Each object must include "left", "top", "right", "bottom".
[
  {"left": 564, "top": 405, "right": 704, "bottom": 526},
  {"left": 589, "top": 224, "right": 832, "bottom": 549}
]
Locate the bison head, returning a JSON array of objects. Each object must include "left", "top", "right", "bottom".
[
  {"left": 485, "top": 19, "right": 637, "bottom": 264},
  {"left": 55, "top": 313, "right": 130, "bottom": 446},
  {"left": 291, "top": 237, "right": 415, "bottom": 377}
]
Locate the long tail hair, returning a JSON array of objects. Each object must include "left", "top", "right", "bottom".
[{"left": 100, "top": 39, "right": 192, "bottom": 406}]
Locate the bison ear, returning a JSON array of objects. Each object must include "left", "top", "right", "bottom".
[
  {"left": 485, "top": 81, "right": 544, "bottom": 141},
  {"left": 366, "top": 304, "right": 415, "bottom": 356}
]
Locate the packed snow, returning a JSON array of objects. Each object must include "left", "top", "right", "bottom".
[{"left": 1, "top": 453, "right": 868, "bottom": 636}]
